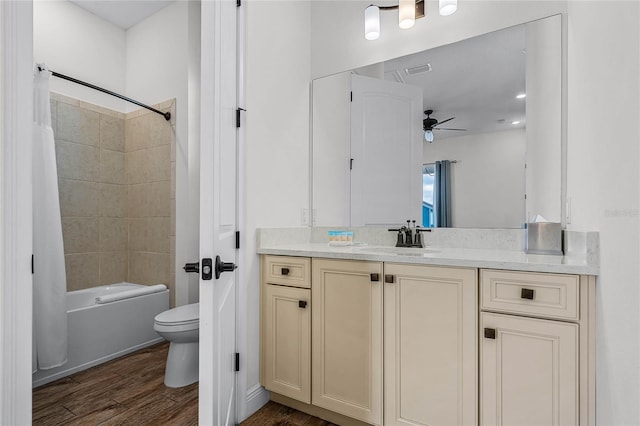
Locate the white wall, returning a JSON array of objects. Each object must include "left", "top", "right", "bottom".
[
  {"left": 526, "top": 15, "right": 562, "bottom": 223},
  {"left": 310, "top": 1, "right": 567, "bottom": 79},
  {"left": 33, "top": 0, "right": 127, "bottom": 112},
  {"left": 243, "top": 0, "right": 311, "bottom": 412},
  {"left": 423, "top": 129, "right": 526, "bottom": 228},
  {"left": 312, "top": 72, "right": 351, "bottom": 226},
  {"left": 565, "top": 2, "right": 640, "bottom": 424},
  {"left": 126, "top": 1, "right": 199, "bottom": 307}
]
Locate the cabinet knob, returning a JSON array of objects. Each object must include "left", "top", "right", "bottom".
[
  {"left": 521, "top": 288, "right": 535, "bottom": 300},
  {"left": 484, "top": 328, "right": 496, "bottom": 339},
  {"left": 281, "top": 267, "right": 290, "bottom": 276},
  {"left": 298, "top": 300, "right": 307, "bottom": 309},
  {"left": 384, "top": 275, "right": 395, "bottom": 284},
  {"left": 370, "top": 273, "right": 380, "bottom": 282}
]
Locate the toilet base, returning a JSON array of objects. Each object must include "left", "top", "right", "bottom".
[{"left": 164, "top": 341, "right": 199, "bottom": 388}]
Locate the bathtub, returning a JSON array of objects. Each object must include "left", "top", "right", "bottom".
[{"left": 32, "top": 283, "right": 169, "bottom": 388}]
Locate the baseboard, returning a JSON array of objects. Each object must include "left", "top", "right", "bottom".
[{"left": 238, "top": 384, "right": 269, "bottom": 422}]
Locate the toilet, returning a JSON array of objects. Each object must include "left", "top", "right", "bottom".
[{"left": 153, "top": 302, "right": 199, "bottom": 388}]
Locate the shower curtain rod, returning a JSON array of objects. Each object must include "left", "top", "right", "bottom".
[{"left": 37, "top": 66, "right": 171, "bottom": 121}]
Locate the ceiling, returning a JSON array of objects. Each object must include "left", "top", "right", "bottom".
[
  {"left": 358, "top": 23, "right": 527, "bottom": 140},
  {"left": 69, "top": 0, "right": 173, "bottom": 29}
]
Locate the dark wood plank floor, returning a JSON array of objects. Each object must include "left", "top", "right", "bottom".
[
  {"left": 33, "top": 342, "right": 198, "bottom": 426},
  {"left": 240, "top": 402, "right": 337, "bottom": 426},
  {"left": 34, "top": 343, "right": 332, "bottom": 426}
]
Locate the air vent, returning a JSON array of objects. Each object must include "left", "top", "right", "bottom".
[{"left": 405, "top": 63, "right": 432, "bottom": 75}]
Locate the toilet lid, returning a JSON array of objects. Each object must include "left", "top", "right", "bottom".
[{"left": 155, "top": 303, "right": 199, "bottom": 326}]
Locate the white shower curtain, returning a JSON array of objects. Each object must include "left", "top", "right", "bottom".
[{"left": 32, "top": 67, "right": 68, "bottom": 371}]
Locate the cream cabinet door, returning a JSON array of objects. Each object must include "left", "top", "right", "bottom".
[
  {"left": 480, "top": 312, "right": 578, "bottom": 426},
  {"left": 262, "top": 284, "right": 311, "bottom": 403},
  {"left": 312, "top": 259, "right": 383, "bottom": 425},
  {"left": 384, "top": 264, "right": 478, "bottom": 426}
]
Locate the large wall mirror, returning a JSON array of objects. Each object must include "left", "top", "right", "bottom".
[{"left": 311, "top": 14, "right": 562, "bottom": 229}]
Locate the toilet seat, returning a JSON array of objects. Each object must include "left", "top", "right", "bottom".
[{"left": 154, "top": 303, "right": 199, "bottom": 327}]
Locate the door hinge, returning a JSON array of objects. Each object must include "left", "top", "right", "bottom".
[
  {"left": 235, "top": 353, "right": 240, "bottom": 372},
  {"left": 350, "top": 158, "right": 354, "bottom": 170},
  {"left": 31, "top": 254, "right": 34, "bottom": 274},
  {"left": 350, "top": 91, "right": 353, "bottom": 102},
  {"left": 236, "top": 108, "right": 246, "bottom": 128},
  {"left": 236, "top": 0, "right": 241, "bottom": 7},
  {"left": 235, "top": 231, "right": 240, "bottom": 249}
]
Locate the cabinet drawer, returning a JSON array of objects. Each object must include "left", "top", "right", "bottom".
[
  {"left": 481, "top": 269, "right": 579, "bottom": 321},
  {"left": 262, "top": 255, "right": 311, "bottom": 288}
]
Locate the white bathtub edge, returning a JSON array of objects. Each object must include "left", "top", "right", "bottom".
[{"left": 32, "top": 337, "right": 165, "bottom": 388}]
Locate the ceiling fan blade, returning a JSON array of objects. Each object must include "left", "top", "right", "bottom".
[
  {"left": 434, "top": 128, "right": 467, "bottom": 131},
  {"left": 435, "top": 117, "right": 455, "bottom": 126}
]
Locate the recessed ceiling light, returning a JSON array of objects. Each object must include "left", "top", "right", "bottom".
[
  {"left": 516, "top": 93, "right": 526, "bottom": 99},
  {"left": 512, "top": 121, "right": 521, "bottom": 125}
]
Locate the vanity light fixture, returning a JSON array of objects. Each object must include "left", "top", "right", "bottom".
[{"left": 364, "top": 0, "right": 426, "bottom": 40}]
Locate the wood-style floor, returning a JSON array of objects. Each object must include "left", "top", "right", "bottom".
[
  {"left": 34, "top": 342, "right": 332, "bottom": 426},
  {"left": 240, "top": 402, "right": 337, "bottom": 426},
  {"left": 33, "top": 342, "right": 197, "bottom": 426}
]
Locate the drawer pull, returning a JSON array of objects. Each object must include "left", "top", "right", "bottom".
[
  {"left": 384, "top": 275, "right": 395, "bottom": 284},
  {"left": 281, "top": 267, "right": 290, "bottom": 276},
  {"left": 521, "top": 288, "right": 535, "bottom": 300},
  {"left": 370, "top": 273, "right": 380, "bottom": 282},
  {"left": 298, "top": 300, "right": 307, "bottom": 309},
  {"left": 484, "top": 328, "right": 496, "bottom": 339}
]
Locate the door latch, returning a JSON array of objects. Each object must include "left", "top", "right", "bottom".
[{"left": 183, "top": 262, "right": 200, "bottom": 273}]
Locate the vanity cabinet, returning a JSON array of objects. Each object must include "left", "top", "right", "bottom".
[
  {"left": 479, "top": 269, "right": 595, "bottom": 426},
  {"left": 311, "top": 258, "right": 384, "bottom": 425},
  {"left": 261, "top": 256, "right": 311, "bottom": 403},
  {"left": 260, "top": 256, "right": 595, "bottom": 426},
  {"left": 384, "top": 263, "right": 477, "bottom": 426}
]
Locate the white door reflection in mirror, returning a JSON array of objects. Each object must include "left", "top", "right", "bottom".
[{"left": 351, "top": 75, "right": 423, "bottom": 227}]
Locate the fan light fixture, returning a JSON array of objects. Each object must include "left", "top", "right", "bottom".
[
  {"left": 365, "top": 0, "right": 457, "bottom": 40},
  {"left": 424, "top": 130, "right": 434, "bottom": 142}
]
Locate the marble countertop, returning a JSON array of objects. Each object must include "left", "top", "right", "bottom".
[{"left": 257, "top": 243, "right": 598, "bottom": 275}]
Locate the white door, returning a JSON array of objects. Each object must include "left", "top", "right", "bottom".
[
  {"left": 350, "top": 74, "right": 423, "bottom": 227},
  {"left": 199, "top": 1, "right": 239, "bottom": 425}
]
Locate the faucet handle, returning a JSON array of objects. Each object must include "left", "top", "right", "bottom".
[
  {"left": 388, "top": 227, "right": 406, "bottom": 247},
  {"left": 414, "top": 231, "right": 423, "bottom": 248}
]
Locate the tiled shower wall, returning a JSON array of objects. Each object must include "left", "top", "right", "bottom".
[
  {"left": 125, "top": 100, "right": 176, "bottom": 305},
  {"left": 53, "top": 94, "right": 175, "bottom": 305}
]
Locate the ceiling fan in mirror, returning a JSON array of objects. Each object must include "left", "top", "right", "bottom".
[{"left": 423, "top": 109, "right": 467, "bottom": 142}]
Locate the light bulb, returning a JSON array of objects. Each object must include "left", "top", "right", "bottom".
[
  {"left": 424, "top": 130, "right": 434, "bottom": 142},
  {"left": 365, "top": 5, "right": 380, "bottom": 40},
  {"left": 439, "top": 0, "right": 457, "bottom": 16},
  {"left": 399, "top": 0, "right": 415, "bottom": 29}
]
